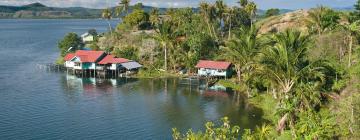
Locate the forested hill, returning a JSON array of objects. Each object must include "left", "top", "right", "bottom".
[
  {"left": 0, "top": 2, "right": 293, "bottom": 19},
  {"left": 0, "top": 3, "right": 103, "bottom": 18},
  {"left": 0, "top": 2, "right": 175, "bottom": 19}
]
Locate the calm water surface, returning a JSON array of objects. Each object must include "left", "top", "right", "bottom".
[{"left": 0, "top": 19, "right": 266, "bottom": 139}]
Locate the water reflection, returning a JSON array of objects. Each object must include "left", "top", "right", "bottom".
[{"left": 60, "top": 74, "right": 268, "bottom": 134}]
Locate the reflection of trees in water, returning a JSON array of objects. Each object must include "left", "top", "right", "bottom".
[{"left": 60, "top": 76, "right": 268, "bottom": 131}]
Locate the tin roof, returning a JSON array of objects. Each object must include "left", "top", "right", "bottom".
[
  {"left": 121, "top": 61, "right": 142, "bottom": 70},
  {"left": 74, "top": 50, "right": 105, "bottom": 63},
  {"left": 195, "top": 60, "right": 231, "bottom": 70},
  {"left": 98, "top": 55, "right": 129, "bottom": 65},
  {"left": 64, "top": 53, "right": 75, "bottom": 61}
]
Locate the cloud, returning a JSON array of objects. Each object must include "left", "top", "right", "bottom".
[{"left": 0, "top": 0, "right": 356, "bottom": 9}]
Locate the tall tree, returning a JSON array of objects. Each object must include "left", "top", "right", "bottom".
[
  {"left": 119, "top": 0, "right": 131, "bottom": 15},
  {"left": 222, "top": 26, "right": 260, "bottom": 83},
  {"left": 339, "top": 20, "right": 360, "bottom": 67},
  {"left": 265, "top": 8, "right": 280, "bottom": 17},
  {"left": 238, "top": 0, "right": 248, "bottom": 8},
  {"left": 149, "top": 8, "right": 160, "bottom": 26},
  {"left": 258, "top": 30, "right": 326, "bottom": 131},
  {"left": 153, "top": 21, "right": 175, "bottom": 71},
  {"left": 58, "top": 33, "right": 82, "bottom": 57},
  {"left": 350, "top": 0, "right": 360, "bottom": 22},
  {"left": 102, "top": 8, "right": 113, "bottom": 33},
  {"left": 224, "top": 7, "right": 235, "bottom": 40},
  {"left": 306, "top": 6, "right": 339, "bottom": 35},
  {"left": 245, "top": 1, "right": 257, "bottom": 26},
  {"left": 200, "top": 2, "right": 216, "bottom": 38}
]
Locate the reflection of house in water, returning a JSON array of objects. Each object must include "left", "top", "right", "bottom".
[
  {"left": 199, "top": 83, "right": 234, "bottom": 98},
  {"left": 202, "top": 90, "right": 230, "bottom": 98},
  {"left": 65, "top": 74, "right": 138, "bottom": 93}
]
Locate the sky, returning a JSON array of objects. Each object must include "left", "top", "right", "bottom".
[{"left": 0, "top": 0, "right": 357, "bottom": 10}]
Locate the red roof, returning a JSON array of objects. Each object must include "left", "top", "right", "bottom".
[
  {"left": 64, "top": 53, "right": 75, "bottom": 61},
  {"left": 195, "top": 60, "right": 231, "bottom": 70},
  {"left": 74, "top": 50, "right": 105, "bottom": 63},
  {"left": 98, "top": 55, "right": 129, "bottom": 65}
]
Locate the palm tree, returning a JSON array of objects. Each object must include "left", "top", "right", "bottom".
[
  {"left": 215, "top": 0, "right": 226, "bottom": 21},
  {"left": 224, "top": 7, "right": 235, "bottom": 40},
  {"left": 119, "top": 0, "right": 130, "bottom": 15},
  {"left": 245, "top": 2, "right": 257, "bottom": 26},
  {"left": 338, "top": 20, "right": 360, "bottom": 67},
  {"left": 307, "top": 6, "right": 326, "bottom": 35},
  {"left": 102, "top": 8, "right": 113, "bottom": 33},
  {"left": 258, "top": 30, "right": 325, "bottom": 132},
  {"left": 221, "top": 26, "right": 260, "bottom": 83},
  {"left": 306, "top": 6, "right": 340, "bottom": 36},
  {"left": 255, "top": 124, "right": 272, "bottom": 140},
  {"left": 153, "top": 21, "right": 175, "bottom": 71},
  {"left": 199, "top": 2, "right": 216, "bottom": 38},
  {"left": 238, "top": 0, "right": 248, "bottom": 8},
  {"left": 149, "top": 8, "right": 160, "bottom": 27}
]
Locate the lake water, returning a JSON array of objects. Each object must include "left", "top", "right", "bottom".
[{"left": 0, "top": 19, "right": 266, "bottom": 139}]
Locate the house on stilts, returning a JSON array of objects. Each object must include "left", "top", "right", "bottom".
[
  {"left": 97, "top": 55, "right": 129, "bottom": 77},
  {"left": 195, "top": 60, "right": 232, "bottom": 78},
  {"left": 64, "top": 50, "right": 142, "bottom": 78}
]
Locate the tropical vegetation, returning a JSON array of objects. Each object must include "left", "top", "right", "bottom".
[{"left": 57, "top": 0, "right": 360, "bottom": 139}]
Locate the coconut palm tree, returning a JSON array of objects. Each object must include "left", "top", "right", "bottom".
[
  {"left": 199, "top": 2, "right": 216, "bottom": 38},
  {"left": 153, "top": 21, "right": 175, "bottom": 71},
  {"left": 221, "top": 26, "right": 260, "bottom": 83},
  {"left": 258, "top": 30, "right": 326, "bottom": 132},
  {"left": 255, "top": 124, "right": 272, "bottom": 140},
  {"left": 306, "top": 6, "right": 339, "bottom": 36},
  {"left": 102, "top": 8, "right": 113, "bottom": 33},
  {"left": 238, "top": 0, "right": 248, "bottom": 8},
  {"left": 215, "top": 0, "right": 226, "bottom": 21},
  {"left": 245, "top": 1, "right": 257, "bottom": 26},
  {"left": 149, "top": 8, "right": 160, "bottom": 27},
  {"left": 338, "top": 20, "right": 360, "bottom": 67},
  {"left": 119, "top": 0, "right": 131, "bottom": 15},
  {"left": 224, "top": 7, "right": 235, "bottom": 40},
  {"left": 259, "top": 30, "right": 325, "bottom": 98}
]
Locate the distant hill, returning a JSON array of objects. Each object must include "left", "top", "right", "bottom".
[
  {"left": 0, "top": 3, "right": 103, "bottom": 19},
  {"left": 257, "top": 9, "right": 309, "bottom": 34},
  {"left": 0, "top": 2, "right": 294, "bottom": 19},
  {"left": 333, "top": 6, "right": 354, "bottom": 11},
  {"left": 257, "top": 9, "right": 294, "bottom": 16}
]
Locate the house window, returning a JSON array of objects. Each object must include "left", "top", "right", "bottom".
[{"left": 75, "top": 63, "right": 81, "bottom": 66}]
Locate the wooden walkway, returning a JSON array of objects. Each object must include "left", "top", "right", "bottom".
[{"left": 36, "top": 63, "right": 66, "bottom": 72}]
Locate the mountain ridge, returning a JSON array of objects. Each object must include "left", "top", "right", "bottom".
[{"left": 0, "top": 2, "right": 297, "bottom": 19}]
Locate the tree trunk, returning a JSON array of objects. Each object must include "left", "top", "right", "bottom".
[
  {"left": 206, "top": 19, "right": 213, "bottom": 38},
  {"left": 211, "top": 24, "right": 218, "bottom": 41},
  {"left": 348, "top": 35, "right": 353, "bottom": 68},
  {"left": 236, "top": 66, "right": 241, "bottom": 83},
  {"left": 228, "top": 18, "right": 232, "bottom": 40},
  {"left": 107, "top": 20, "right": 112, "bottom": 34},
  {"left": 277, "top": 113, "right": 288, "bottom": 133},
  {"left": 164, "top": 44, "right": 168, "bottom": 71}
]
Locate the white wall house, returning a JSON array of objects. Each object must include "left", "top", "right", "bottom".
[
  {"left": 195, "top": 60, "right": 232, "bottom": 78},
  {"left": 81, "top": 32, "right": 95, "bottom": 43},
  {"left": 63, "top": 50, "right": 106, "bottom": 70}
]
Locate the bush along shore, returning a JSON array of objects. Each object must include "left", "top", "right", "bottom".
[{"left": 57, "top": 0, "right": 360, "bottom": 139}]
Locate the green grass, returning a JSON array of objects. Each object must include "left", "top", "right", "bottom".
[
  {"left": 218, "top": 79, "right": 278, "bottom": 124},
  {"left": 249, "top": 93, "right": 278, "bottom": 123},
  {"left": 55, "top": 56, "right": 64, "bottom": 65},
  {"left": 135, "top": 69, "right": 183, "bottom": 78},
  {"left": 217, "top": 79, "right": 246, "bottom": 91}
]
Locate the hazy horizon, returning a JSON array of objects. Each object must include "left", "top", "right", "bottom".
[{"left": 0, "top": 0, "right": 356, "bottom": 10}]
